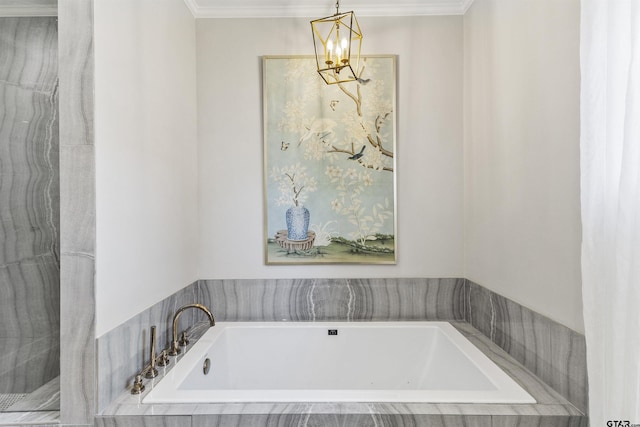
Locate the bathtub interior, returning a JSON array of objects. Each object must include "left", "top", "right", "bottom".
[{"left": 143, "top": 322, "right": 536, "bottom": 404}]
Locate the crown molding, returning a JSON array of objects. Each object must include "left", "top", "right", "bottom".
[
  {"left": 182, "top": 0, "right": 200, "bottom": 17},
  {"left": 185, "top": 0, "right": 475, "bottom": 18},
  {"left": 0, "top": 0, "right": 472, "bottom": 19},
  {"left": 0, "top": 4, "right": 57, "bottom": 16},
  {"left": 461, "top": 0, "right": 474, "bottom": 13}
]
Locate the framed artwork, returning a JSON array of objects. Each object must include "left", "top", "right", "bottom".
[{"left": 263, "top": 55, "right": 397, "bottom": 264}]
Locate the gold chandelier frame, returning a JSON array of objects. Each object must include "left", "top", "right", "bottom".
[{"left": 310, "top": 1, "right": 363, "bottom": 85}]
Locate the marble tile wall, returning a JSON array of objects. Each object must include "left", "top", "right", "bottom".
[
  {"left": 199, "top": 278, "right": 466, "bottom": 322},
  {"left": 0, "top": 410, "right": 59, "bottom": 426},
  {"left": 6, "top": 376, "right": 60, "bottom": 412},
  {"left": 97, "top": 277, "right": 588, "bottom": 425},
  {"left": 97, "top": 281, "right": 202, "bottom": 414},
  {"left": 95, "top": 416, "right": 191, "bottom": 427},
  {"left": 465, "top": 280, "right": 588, "bottom": 414},
  {"left": 95, "top": 414, "right": 586, "bottom": 427},
  {"left": 58, "top": 0, "right": 96, "bottom": 425},
  {"left": 0, "top": 337, "right": 59, "bottom": 394},
  {"left": 99, "top": 322, "right": 586, "bottom": 426},
  {"left": 191, "top": 414, "right": 587, "bottom": 427},
  {"left": 0, "top": 16, "right": 60, "bottom": 394},
  {"left": 192, "top": 414, "right": 495, "bottom": 427},
  {"left": 97, "top": 278, "right": 465, "bottom": 413}
]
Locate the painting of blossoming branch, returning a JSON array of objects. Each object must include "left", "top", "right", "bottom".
[{"left": 263, "top": 55, "right": 397, "bottom": 264}]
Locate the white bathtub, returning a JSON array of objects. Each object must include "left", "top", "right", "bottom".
[{"left": 143, "top": 322, "right": 535, "bottom": 404}]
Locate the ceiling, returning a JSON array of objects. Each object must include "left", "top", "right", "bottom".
[{"left": 0, "top": 0, "right": 473, "bottom": 18}]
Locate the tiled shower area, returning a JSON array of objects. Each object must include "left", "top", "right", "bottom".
[{"left": 0, "top": 16, "right": 60, "bottom": 413}]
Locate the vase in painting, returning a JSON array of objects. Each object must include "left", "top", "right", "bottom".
[{"left": 286, "top": 206, "right": 310, "bottom": 241}]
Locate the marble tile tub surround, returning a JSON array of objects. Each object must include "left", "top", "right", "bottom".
[
  {"left": 97, "top": 278, "right": 465, "bottom": 412},
  {"left": 100, "top": 323, "right": 585, "bottom": 427},
  {"left": 96, "top": 414, "right": 587, "bottom": 427},
  {"left": 97, "top": 277, "right": 587, "bottom": 421},
  {"left": 199, "top": 278, "right": 466, "bottom": 322},
  {"left": 465, "top": 280, "right": 588, "bottom": 414},
  {"left": 97, "top": 280, "right": 204, "bottom": 414},
  {"left": 0, "top": 16, "right": 60, "bottom": 395}
]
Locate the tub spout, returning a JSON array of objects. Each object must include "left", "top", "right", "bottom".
[{"left": 168, "top": 303, "right": 215, "bottom": 356}]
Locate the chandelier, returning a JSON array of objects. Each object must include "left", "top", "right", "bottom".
[{"left": 310, "top": 0, "right": 363, "bottom": 85}]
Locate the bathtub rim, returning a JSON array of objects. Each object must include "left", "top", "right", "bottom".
[{"left": 142, "top": 321, "right": 536, "bottom": 405}]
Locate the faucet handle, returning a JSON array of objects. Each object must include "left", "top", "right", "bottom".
[
  {"left": 131, "top": 374, "right": 145, "bottom": 395},
  {"left": 157, "top": 349, "right": 170, "bottom": 367},
  {"left": 179, "top": 331, "right": 189, "bottom": 347}
]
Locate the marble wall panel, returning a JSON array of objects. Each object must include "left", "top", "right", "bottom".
[
  {"left": 199, "top": 278, "right": 466, "bottom": 322},
  {"left": 0, "top": 255, "right": 60, "bottom": 338},
  {"left": 95, "top": 415, "right": 192, "bottom": 427},
  {"left": 465, "top": 281, "right": 588, "bottom": 414},
  {"left": 58, "top": 0, "right": 96, "bottom": 424},
  {"left": 0, "top": 84, "right": 59, "bottom": 269},
  {"left": 7, "top": 376, "right": 60, "bottom": 411},
  {"left": 0, "top": 17, "right": 58, "bottom": 91},
  {"left": 191, "top": 414, "right": 491, "bottom": 427},
  {"left": 0, "top": 410, "right": 59, "bottom": 426},
  {"left": 0, "top": 15, "right": 60, "bottom": 396},
  {"left": 490, "top": 416, "right": 588, "bottom": 427},
  {"left": 548, "top": 323, "right": 588, "bottom": 415},
  {"left": 60, "top": 254, "right": 95, "bottom": 424},
  {"left": 97, "top": 281, "right": 200, "bottom": 414},
  {"left": 0, "top": 336, "right": 59, "bottom": 394}
]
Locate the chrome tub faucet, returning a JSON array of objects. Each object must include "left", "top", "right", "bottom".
[
  {"left": 168, "top": 303, "right": 215, "bottom": 356},
  {"left": 131, "top": 304, "right": 215, "bottom": 395}
]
